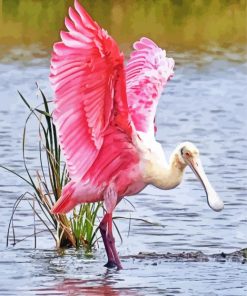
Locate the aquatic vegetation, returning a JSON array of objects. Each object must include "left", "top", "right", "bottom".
[
  {"left": 1, "top": 0, "right": 246, "bottom": 57},
  {"left": 1, "top": 88, "right": 102, "bottom": 251}
]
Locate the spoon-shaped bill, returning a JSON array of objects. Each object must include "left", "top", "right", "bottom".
[{"left": 188, "top": 158, "right": 224, "bottom": 212}]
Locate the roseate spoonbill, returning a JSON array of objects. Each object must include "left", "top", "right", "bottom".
[{"left": 50, "top": 0, "right": 224, "bottom": 269}]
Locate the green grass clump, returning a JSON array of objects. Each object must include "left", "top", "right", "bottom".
[
  {"left": 71, "top": 203, "right": 102, "bottom": 250},
  {"left": 1, "top": 87, "right": 102, "bottom": 251}
]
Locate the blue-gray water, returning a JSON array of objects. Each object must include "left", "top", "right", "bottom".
[{"left": 0, "top": 47, "right": 247, "bottom": 295}]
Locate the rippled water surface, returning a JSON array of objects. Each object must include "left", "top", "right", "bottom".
[{"left": 0, "top": 46, "right": 247, "bottom": 295}]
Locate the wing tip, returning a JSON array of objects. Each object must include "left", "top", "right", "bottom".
[
  {"left": 74, "top": 0, "right": 96, "bottom": 29},
  {"left": 133, "top": 37, "right": 157, "bottom": 50}
]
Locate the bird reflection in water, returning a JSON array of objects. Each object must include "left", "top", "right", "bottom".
[{"left": 34, "top": 277, "right": 139, "bottom": 296}]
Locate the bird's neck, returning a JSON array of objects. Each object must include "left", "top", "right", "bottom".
[{"left": 144, "top": 148, "right": 187, "bottom": 190}]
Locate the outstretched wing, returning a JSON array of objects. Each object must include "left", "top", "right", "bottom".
[
  {"left": 50, "top": 0, "right": 131, "bottom": 182},
  {"left": 126, "top": 37, "right": 174, "bottom": 136}
]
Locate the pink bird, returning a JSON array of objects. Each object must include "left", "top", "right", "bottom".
[{"left": 50, "top": 0, "right": 224, "bottom": 269}]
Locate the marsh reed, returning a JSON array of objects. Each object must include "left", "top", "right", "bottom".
[{"left": 1, "top": 87, "right": 102, "bottom": 251}]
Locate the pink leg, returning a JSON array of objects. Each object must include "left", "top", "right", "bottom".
[
  {"left": 99, "top": 213, "right": 116, "bottom": 268},
  {"left": 106, "top": 213, "right": 123, "bottom": 269},
  {"left": 100, "top": 184, "right": 123, "bottom": 269}
]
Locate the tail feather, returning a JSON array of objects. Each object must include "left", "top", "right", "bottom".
[
  {"left": 51, "top": 181, "right": 76, "bottom": 214},
  {"left": 51, "top": 180, "right": 101, "bottom": 214}
]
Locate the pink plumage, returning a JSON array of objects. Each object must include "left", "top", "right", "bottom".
[
  {"left": 50, "top": 0, "right": 175, "bottom": 269},
  {"left": 126, "top": 37, "right": 174, "bottom": 134},
  {"left": 50, "top": 0, "right": 132, "bottom": 183}
]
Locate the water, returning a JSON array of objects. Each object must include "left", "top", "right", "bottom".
[{"left": 0, "top": 47, "right": 246, "bottom": 295}]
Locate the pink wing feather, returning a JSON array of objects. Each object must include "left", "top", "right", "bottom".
[
  {"left": 126, "top": 37, "right": 175, "bottom": 135},
  {"left": 50, "top": 0, "right": 132, "bottom": 182}
]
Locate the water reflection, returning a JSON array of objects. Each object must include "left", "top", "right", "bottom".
[
  {"left": 1, "top": 0, "right": 246, "bottom": 57},
  {"left": 35, "top": 278, "right": 140, "bottom": 296}
]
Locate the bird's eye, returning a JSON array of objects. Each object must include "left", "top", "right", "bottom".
[
  {"left": 181, "top": 148, "right": 192, "bottom": 158},
  {"left": 185, "top": 152, "right": 191, "bottom": 157}
]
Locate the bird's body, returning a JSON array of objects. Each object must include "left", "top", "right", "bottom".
[
  {"left": 52, "top": 129, "right": 187, "bottom": 213},
  {"left": 50, "top": 0, "right": 224, "bottom": 269}
]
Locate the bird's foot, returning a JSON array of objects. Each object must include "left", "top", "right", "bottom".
[
  {"left": 104, "top": 261, "right": 117, "bottom": 268},
  {"left": 104, "top": 261, "right": 123, "bottom": 270}
]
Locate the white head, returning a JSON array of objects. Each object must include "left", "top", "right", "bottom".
[{"left": 176, "top": 142, "right": 224, "bottom": 212}]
